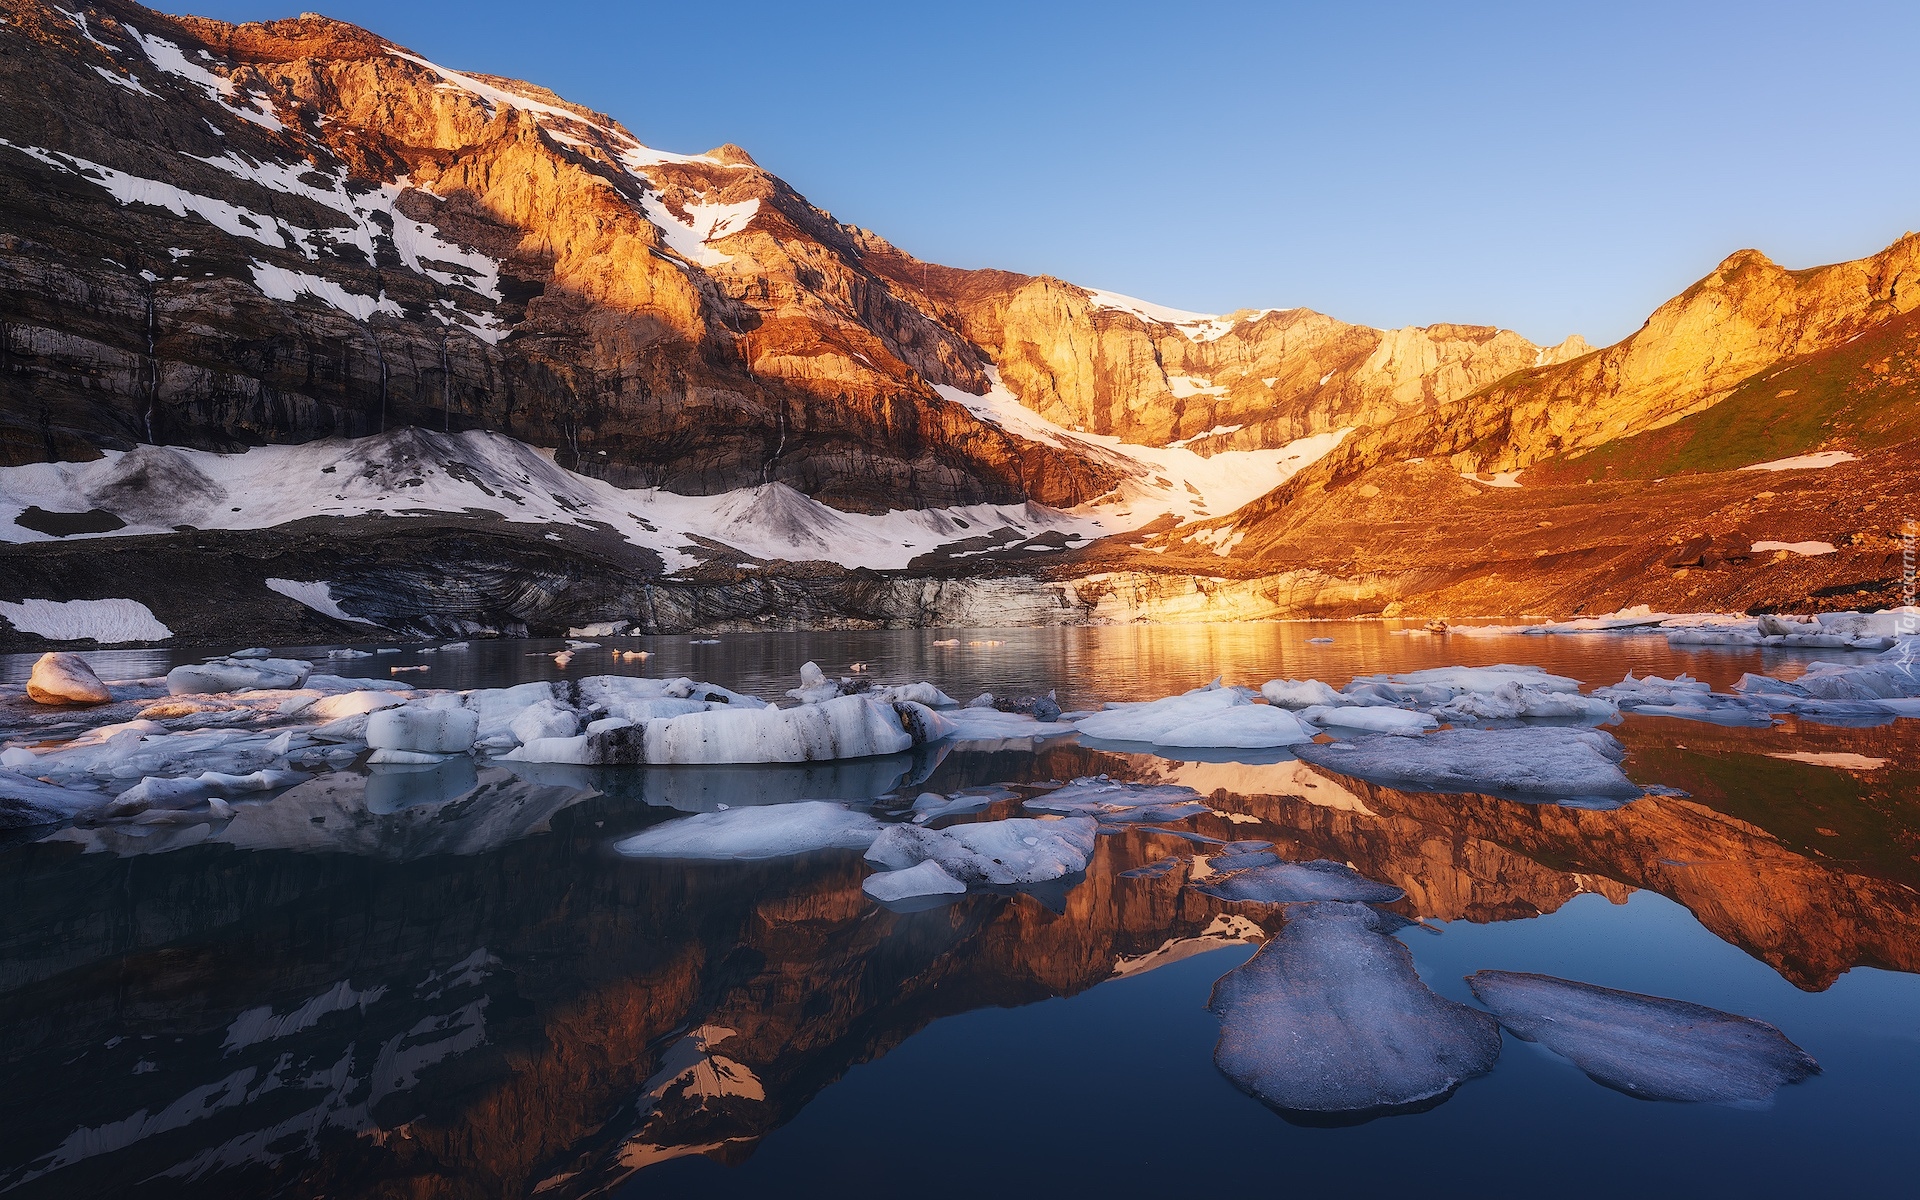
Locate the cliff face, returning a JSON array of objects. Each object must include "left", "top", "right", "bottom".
[
  {"left": 858, "top": 245, "right": 1585, "bottom": 453},
  {"left": 0, "top": 0, "right": 1118, "bottom": 511}
]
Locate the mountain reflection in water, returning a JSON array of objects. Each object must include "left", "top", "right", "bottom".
[{"left": 1, "top": 630, "right": 1917, "bottom": 1196}]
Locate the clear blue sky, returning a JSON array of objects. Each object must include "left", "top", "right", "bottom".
[{"left": 186, "top": 0, "right": 1920, "bottom": 347}]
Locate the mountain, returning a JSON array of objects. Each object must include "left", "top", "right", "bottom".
[{"left": 0, "top": 0, "right": 1912, "bottom": 646}]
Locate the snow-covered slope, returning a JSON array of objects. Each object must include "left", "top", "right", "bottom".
[{"left": 0, "top": 428, "right": 1088, "bottom": 571}]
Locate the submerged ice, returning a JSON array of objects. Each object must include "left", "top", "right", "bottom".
[
  {"left": 1466, "top": 971, "right": 1820, "bottom": 1104},
  {"left": 1209, "top": 902, "right": 1501, "bottom": 1118}
]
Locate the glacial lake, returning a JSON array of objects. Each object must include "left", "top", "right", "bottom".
[{"left": 1, "top": 621, "right": 1915, "bottom": 1197}]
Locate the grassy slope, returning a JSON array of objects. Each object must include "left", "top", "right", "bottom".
[{"left": 1528, "top": 307, "right": 1920, "bottom": 484}]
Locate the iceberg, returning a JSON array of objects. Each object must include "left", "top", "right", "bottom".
[
  {"left": 1075, "top": 681, "right": 1257, "bottom": 742},
  {"left": 1296, "top": 727, "right": 1642, "bottom": 805},
  {"left": 864, "top": 816, "right": 1098, "bottom": 885},
  {"left": 614, "top": 801, "right": 882, "bottom": 860},
  {"left": 1260, "top": 678, "right": 1344, "bottom": 709},
  {"left": 506, "top": 694, "right": 952, "bottom": 766},
  {"left": 1300, "top": 705, "right": 1438, "bottom": 735},
  {"left": 167, "top": 656, "right": 312, "bottom": 695},
  {"left": 365, "top": 703, "right": 480, "bottom": 755},
  {"left": 1195, "top": 859, "right": 1406, "bottom": 905},
  {"left": 1021, "top": 775, "right": 1210, "bottom": 823},
  {"left": 25, "top": 652, "right": 113, "bottom": 706},
  {"left": 862, "top": 859, "right": 969, "bottom": 902},
  {"left": 1153, "top": 704, "right": 1318, "bottom": 748},
  {"left": 1209, "top": 902, "right": 1501, "bottom": 1118},
  {"left": 1466, "top": 971, "right": 1820, "bottom": 1103}
]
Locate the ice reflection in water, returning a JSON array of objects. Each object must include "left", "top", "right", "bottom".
[{"left": 0, "top": 626, "right": 1916, "bottom": 1196}]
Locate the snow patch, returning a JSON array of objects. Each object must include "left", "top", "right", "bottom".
[{"left": 0, "top": 598, "right": 171, "bottom": 643}]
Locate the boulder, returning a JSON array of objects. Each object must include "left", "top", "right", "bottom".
[{"left": 26, "top": 652, "right": 111, "bottom": 706}]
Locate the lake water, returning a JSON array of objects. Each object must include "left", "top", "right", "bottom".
[{"left": 1, "top": 623, "right": 1914, "bottom": 1197}]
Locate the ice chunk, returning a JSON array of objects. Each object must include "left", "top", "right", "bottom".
[
  {"left": 1209, "top": 902, "right": 1500, "bottom": 1118},
  {"left": 108, "top": 767, "right": 308, "bottom": 817},
  {"left": 614, "top": 801, "right": 881, "bottom": 860},
  {"left": 26, "top": 652, "right": 112, "bottom": 706},
  {"left": 167, "top": 657, "right": 311, "bottom": 695},
  {"left": 1432, "top": 681, "right": 1618, "bottom": 722},
  {"left": 1075, "top": 681, "right": 1256, "bottom": 742},
  {"left": 365, "top": 704, "right": 480, "bottom": 755},
  {"left": 1260, "top": 678, "right": 1344, "bottom": 709},
  {"left": 1196, "top": 859, "right": 1406, "bottom": 905},
  {"left": 1296, "top": 727, "right": 1641, "bottom": 805},
  {"left": 864, "top": 816, "right": 1098, "bottom": 885},
  {"left": 509, "top": 699, "right": 580, "bottom": 744},
  {"left": 0, "top": 769, "right": 106, "bottom": 826},
  {"left": 785, "top": 661, "right": 841, "bottom": 705},
  {"left": 305, "top": 690, "right": 407, "bottom": 723},
  {"left": 1301, "top": 705, "right": 1438, "bottom": 735},
  {"left": 1153, "top": 704, "right": 1318, "bottom": 748},
  {"left": 871, "top": 681, "right": 959, "bottom": 708},
  {"left": 508, "top": 694, "right": 948, "bottom": 765},
  {"left": 1466, "top": 971, "right": 1819, "bottom": 1104},
  {"left": 1022, "top": 775, "right": 1210, "bottom": 823},
  {"left": 863, "top": 859, "right": 969, "bottom": 902}
]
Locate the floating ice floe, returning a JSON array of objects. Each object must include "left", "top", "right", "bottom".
[
  {"left": 862, "top": 858, "right": 969, "bottom": 902},
  {"left": 506, "top": 694, "right": 953, "bottom": 766},
  {"left": 614, "top": 801, "right": 883, "bottom": 860},
  {"left": 168, "top": 656, "right": 312, "bottom": 695},
  {"left": 1022, "top": 775, "right": 1211, "bottom": 824},
  {"left": 1195, "top": 859, "right": 1406, "bottom": 905},
  {"left": 1296, "top": 727, "right": 1643, "bottom": 806},
  {"left": 1209, "top": 902, "right": 1501, "bottom": 1118},
  {"left": 1299, "top": 705, "right": 1439, "bottom": 735},
  {"left": 1151, "top": 704, "right": 1319, "bottom": 748},
  {"left": 1073, "top": 680, "right": 1257, "bottom": 743},
  {"left": 865, "top": 816, "right": 1098, "bottom": 886},
  {"left": 1466, "top": 971, "right": 1820, "bottom": 1104},
  {"left": 1259, "top": 679, "right": 1344, "bottom": 709}
]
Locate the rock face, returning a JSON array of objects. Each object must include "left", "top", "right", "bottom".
[
  {"left": 0, "top": 0, "right": 1111, "bottom": 512},
  {"left": 863, "top": 252, "right": 1577, "bottom": 452},
  {"left": 24, "top": 651, "right": 110, "bottom": 704}
]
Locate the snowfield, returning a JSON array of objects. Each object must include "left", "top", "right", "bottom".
[{"left": 0, "top": 429, "right": 1092, "bottom": 572}]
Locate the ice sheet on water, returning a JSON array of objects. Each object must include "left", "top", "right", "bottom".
[
  {"left": 1431, "top": 682, "right": 1619, "bottom": 722},
  {"left": 614, "top": 801, "right": 882, "bottom": 861},
  {"left": 0, "top": 769, "right": 106, "bottom": 826},
  {"left": 864, "top": 816, "right": 1098, "bottom": 885},
  {"left": 1152, "top": 704, "right": 1318, "bottom": 748},
  {"left": 862, "top": 859, "right": 969, "bottom": 902},
  {"left": 167, "top": 657, "right": 311, "bottom": 695},
  {"left": 1195, "top": 859, "right": 1405, "bottom": 905},
  {"left": 1259, "top": 679, "right": 1344, "bottom": 709},
  {"left": 1295, "top": 727, "right": 1642, "bottom": 806},
  {"left": 1466, "top": 971, "right": 1819, "bottom": 1104},
  {"left": 507, "top": 694, "right": 949, "bottom": 765},
  {"left": 1022, "top": 775, "right": 1210, "bottom": 824},
  {"left": 1300, "top": 705, "right": 1438, "bottom": 735},
  {"left": 1209, "top": 902, "right": 1500, "bottom": 1119},
  {"left": 1074, "top": 681, "right": 1257, "bottom": 742},
  {"left": 366, "top": 702, "right": 479, "bottom": 755}
]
